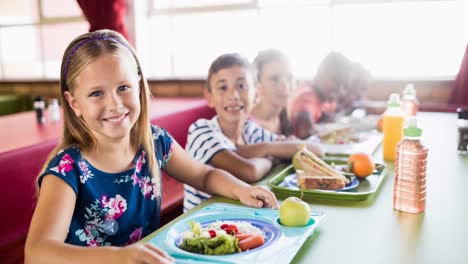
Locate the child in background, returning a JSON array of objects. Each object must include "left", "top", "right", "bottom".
[
  {"left": 250, "top": 49, "right": 295, "bottom": 136},
  {"left": 289, "top": 52, "right": 371, "bottom": 139},
  {"left": 25, "top": 30, "right": 278, "bottom": 264},
  {"left": 184, "top": 53, "right": 322, "bottom": 212},
  {"left": 336, "top": 61, "right": 372, "bottom": 116}
]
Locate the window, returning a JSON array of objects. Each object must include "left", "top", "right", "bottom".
[
  {"left": 1, "top": 0, "right": 466, "bottom": 80},
  {"left": 140, "top": 0, "right": 468, "bottom": 79},
  {"left": 0, "top": 0, "right": 87, "bottom": 80}
]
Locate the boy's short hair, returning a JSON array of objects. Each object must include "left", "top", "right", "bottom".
[{"left": 206, "top": 53, "right": 256, "bottom": 91}]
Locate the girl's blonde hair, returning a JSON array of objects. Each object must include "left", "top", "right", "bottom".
[{"left": 38, "top": 29, "right": 158, "bottom": 194}]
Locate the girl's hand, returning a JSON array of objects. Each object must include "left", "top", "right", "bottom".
[
  {"left": 236, "top": 185, "right": 279, "bottom": 209},
  {"left": 114, "top": 243, "right": 175, "bottom": 264}
]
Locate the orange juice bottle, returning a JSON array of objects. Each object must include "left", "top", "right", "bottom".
[{"left": 383, "top": 93, "right": 406, "bottom": 161}]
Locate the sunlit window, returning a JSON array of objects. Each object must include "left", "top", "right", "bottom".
[
  {"left": 332, "top": 1, "right": 468, "bottom": 79},
  {"left": 142, "top": 0, "right": 468, "bottom": 79},
  {"left": 0, "top": 0, "right": 466, "bottom": 80},
  {"left": 0, "top": 0, "right": 86, "bottom": 80}
]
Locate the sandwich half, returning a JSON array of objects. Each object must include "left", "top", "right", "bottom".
[{"left": 295, "top": 147, "right": 349, "bottom": 190}]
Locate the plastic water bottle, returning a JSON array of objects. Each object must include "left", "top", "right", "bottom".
[
  {"left": 48, "top": 98, "right": 61, "bottom": 123},
  {"left": 401, "top": 83, "right": 418, "bottom": 116},
  {"left": 383, "top": 93, "right": 406, "bottom": 161},
  {"left": 393, "top": 117, "right": 428, "bottom": 213}
]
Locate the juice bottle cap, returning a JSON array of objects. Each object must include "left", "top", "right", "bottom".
[
  {"left": 403, "top": 84, "right": 416, "bottom": 96},
  {"left": 387, "top": 93, "right": 401, "bottom": 107},
  {"left": 404, "top": 116, "right": 422, "bottom": 137}
]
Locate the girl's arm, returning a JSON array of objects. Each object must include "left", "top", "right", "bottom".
[
  {"left": 235, "top": 141, "right": 323, "bottom": 159},
  {"left": 25, "top": 176, "right": 174, "bottom": 264},
  {"left": 164, "top": 142, "right": 278, "bottom": 209}
]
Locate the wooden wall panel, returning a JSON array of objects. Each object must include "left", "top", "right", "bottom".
[{"left": 0, "top": 79, "right": 455, "bottom": 107}]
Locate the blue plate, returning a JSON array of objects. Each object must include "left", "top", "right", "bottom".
[
  {"left": 280, "top": 173, "right": 359, "bottom": 191},
  {"left": 149, "top": 203, "right": 323, "bottom": 263},
  {"left": 174, "top": 218, "right": 281, "bottom": 255}
]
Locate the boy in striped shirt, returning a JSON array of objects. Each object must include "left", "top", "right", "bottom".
[{"left": 183, "top": 53, "right": 322, "bottom": 212}]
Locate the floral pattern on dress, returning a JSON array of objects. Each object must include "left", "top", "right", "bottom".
[
  {"left": 75, "top": 194, "right": 128, "bottom": 246},
  {"left": 39, "top": 127, "right": 173, "bottom": 247},
  {"left": 152, "top": 128, "right": 166, "bottom": 140},
  {"left": 101, "top": 194, "right": 127, "bottom": 220},
  {"left": 114, "top": 151, "right": 160, "bottom": 199},
  {"left": 50, "top": 153, "right": 74, "bottom": 175},
  {"left": 127, "top": 227, "right": 143, "bottom": 245},
  {"left": 152, "top": 127, "right": 173, "bottom": 168},
  {"left": 78, "top": 160, "right": 94, "bottom": 184},
  {"left": 160, "top": 143, "right": 174, "bottom": 168}
]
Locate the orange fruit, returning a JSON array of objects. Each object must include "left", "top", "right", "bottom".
[
  {"left": 348, "top": 152, "right": 375, "bottom": 178},
  {"left": 377, "top": 116, "right": 384, "bottom": 132}
]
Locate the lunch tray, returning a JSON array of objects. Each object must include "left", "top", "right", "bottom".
[
  {"left": 147, "top": 203, "right": 323, "bottom": 264},
  {"left": 319, "top": 132, "right": 382, "bottom": 156},
  {"left": 267, "top": 160, "right": 386, "bottom": 201}
]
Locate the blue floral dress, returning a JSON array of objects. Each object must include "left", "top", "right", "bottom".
[{"left": 38, "top": 125, "right": 173, "bottom": 247}]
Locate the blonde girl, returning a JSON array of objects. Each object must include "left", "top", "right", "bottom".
[{"left": 25, "top": 30, "right": 278, "bottom": 264}]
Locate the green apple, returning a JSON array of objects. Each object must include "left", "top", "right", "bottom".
[{"left": 279, "top": 197, "right": 311, "bottom": 227}]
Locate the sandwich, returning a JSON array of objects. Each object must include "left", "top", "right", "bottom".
[{"left": 295, "top": 147, "right": 350, "bottom": 190}]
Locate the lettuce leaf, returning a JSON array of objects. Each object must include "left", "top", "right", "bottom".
[{"left": 179, "top": 233, "right": 241, "bottom": 255}]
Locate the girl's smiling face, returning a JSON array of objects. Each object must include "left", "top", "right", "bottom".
[
  {"left": 206, "top": 66, "right": 257, "bottom": 124},
  {"left": 257, "top": 58, "right": 295, "bottom": 108},
  {"left": 64, "top": 52, "right": 141, "bottom": 144}
]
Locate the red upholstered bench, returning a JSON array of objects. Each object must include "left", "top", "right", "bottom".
[
  {"left": 0, "top": 98, "right": 215, "bottom": 263},
  {"left": 0, "top": 141, "right": 57, "bottom": 264}
]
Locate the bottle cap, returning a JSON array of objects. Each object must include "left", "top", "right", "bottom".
[
  {"left": 403, "top": 84, "right": 416, "bottom": 96},
  {"left": 404, "top": 116, "right": 422, "bottom": 137},
  {"left": 33, "top": 96, "right": 45, "bottom": 109},
  {"left": 387, "top": 93, "right": 401, "bottom": 107},
  {"left": 457, "top": 108, "right": 468, "bottom": 120},
  {"left": 49, "top": 98, "right": 59, "bottom": 108}
]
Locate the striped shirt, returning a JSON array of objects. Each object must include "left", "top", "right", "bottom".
[{"left": 183, "top": 116, "right": 278, "bottom": 212}]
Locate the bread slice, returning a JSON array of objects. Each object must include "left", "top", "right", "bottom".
[{"left": 296, "top": 170, "right": 346, "bottom": 190}]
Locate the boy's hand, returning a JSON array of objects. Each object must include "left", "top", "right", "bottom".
[{"left": 236, "top": 186, "right": 279, "bottom": 209}]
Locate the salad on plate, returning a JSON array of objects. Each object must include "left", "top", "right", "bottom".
[{"left": 177, "top": 220, "right": 266, "bottom": 255}]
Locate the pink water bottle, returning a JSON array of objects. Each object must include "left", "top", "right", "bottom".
[
  {"left": 393, "top": 116, "right": 428, "bottom": 213},
  {"left": 401, "top": 83, "right": 418, "bottom": 116}
]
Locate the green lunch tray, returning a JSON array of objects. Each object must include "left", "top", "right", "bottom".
[{"left": 267, "top": 160, "right": 386, "bottom": 201}]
